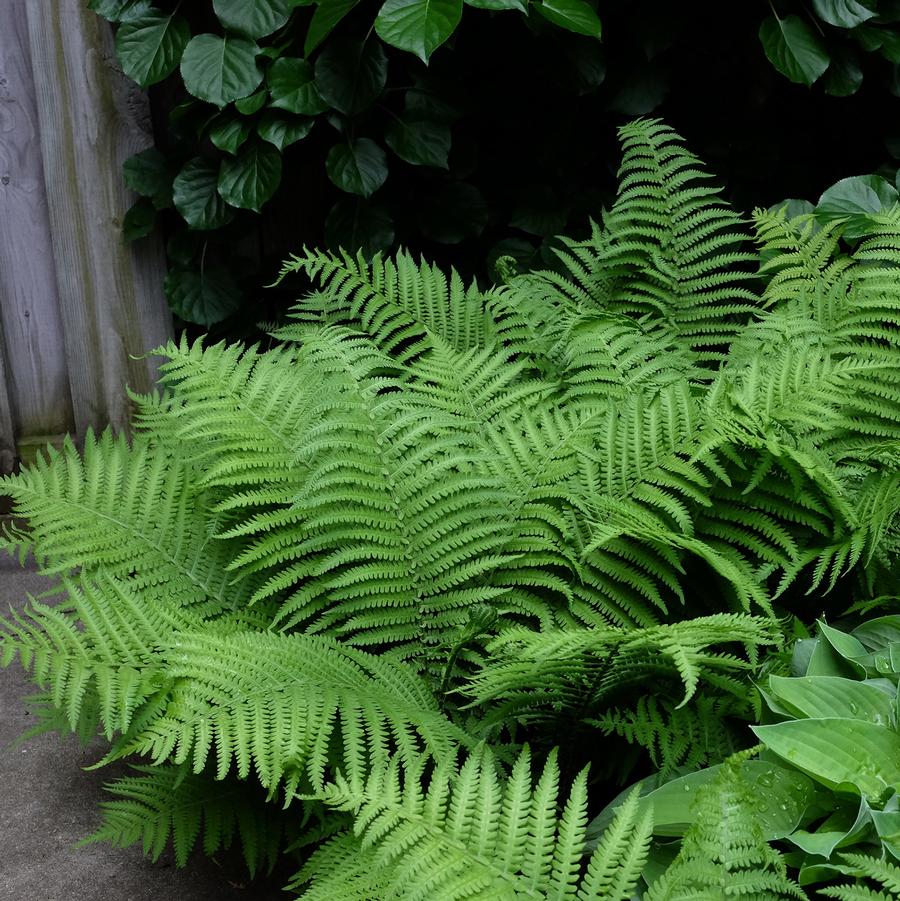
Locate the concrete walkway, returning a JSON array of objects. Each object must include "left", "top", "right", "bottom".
[{"left": 0, "top": 556, "right": 284, "bottom": 900}]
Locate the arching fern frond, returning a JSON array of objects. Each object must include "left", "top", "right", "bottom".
[
  {"left": 821, "top": 853, "right": 900, "bottom": 899},
  {"left": 291, "top": 746, "right": 652, "bottom": 900}
]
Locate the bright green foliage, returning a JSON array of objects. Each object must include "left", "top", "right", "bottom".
[
  {"left": 646, "top": 752, "right": 804, "bottom": 900},
  {"left": 290, "top": 747, "right": 652, "bottom": 900},
  {"left": 821, "top": 854, "right": 900, "bottom": 900},
  {"left": 3, "top": 120, "right": 900, "bottom": 894}
]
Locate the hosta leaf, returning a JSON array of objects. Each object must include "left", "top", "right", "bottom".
[
  {"left": 535, "top": 0, "right": 602, "bottom": 38},
  {"left": 326, "top": 138, "right": 388, "bottom": 197},
  {"left": 89, "top": 0, "right": 153, "bottom": 22},
  {"left": 122, "top": 198, "right": 156, "bottom": 242},
  {"left": 314, "top": 38, "right": 388, "bottom": 116},
  {"left": 172, "top": 158, "right": 235, "bottom": 230},
  {"left": 209, "top": 116, "right": 253, "bottom": 155},
  {"left": 164, "top": 266, "right": 242, "bottom": 326},
  {"left": 374, "top": 0, "right": 463, "bottom": 62},
  {"left": 218, "top": 142, "right": 282, "bottom": 212},
  {"left": 767, "top": 675, "right": 894, "bottom": 724},
  {"left": 305, "top": 0, "right": 363, "bottom": 55},
  {"left": 812, "top": 0, "right": 875, "bottom": 28},
  {"left": 115, "top": 13, "right": 190, "bottom": 87},
  {"left": 384, "top": 116, "right": 450, "bottom": 167},
  {"left": 759, "top": 14, "right": 830, "bottom": 86},
  {"left": 180, "top": 34, "right": 263, "bottom": 107},
  {"left": 268, "top": 58, "right": 329, "bottom": 115},
  {"left": 213, "top": 0, "right": 292, "bottom": 39},
  {"left": 325, "top": 198, "right": 395, "bottom": 258},
  {"left": 753, "top": 718, "right": 900, "bottom": 801},
  {"left": 258, "top": 111, "right": 314, "bottom": 150},
  {"left": 123, "top": 148, "right": 173, "bottom": 209}
]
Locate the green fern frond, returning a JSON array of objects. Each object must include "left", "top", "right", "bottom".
[
  {"left": 291, "top": 746, "right": 652, "bottom": 900},
  {"left": 83, "top": 765, "right": 291, "bottom": 875},
  {"left": 820, "top": 853, "right": 900, "bottom": 900}
]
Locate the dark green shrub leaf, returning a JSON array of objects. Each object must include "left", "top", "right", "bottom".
[
  {"left": 315, "top": 38, "right": 389, "bottom": 116},
  {"left": 235, "top": 89, "right": 268, "bottom": 114},
  {"left": 268, "top": 58, "right": 329, "bottom": 115},
  {"left": 374, "top": 0, "right": 463, "bottom": 62},
  {"left": 181, "top": 34, "right": 263, "bottom": 107},
  {"left": 164, "top": 265, "right": 242, "bottom": 325},
  {"left": 213, "top": 0, "right": 292, "bottom": 39},
  {"left": 305, "top": 0, "right": 363, "bottom": 55},
  {"left": 535, "top": 0, "right": 602, "bottom": 38},
  {"left": 218, "top": 142, "right": 283, "bottom": 212},
  {"left": 122, "top": 197, "right": 156, "bottom": 242},
  {"left": 510, "top": 185, "right": 567, "bottom": 236},
  {"left": 418, "top": 180, "right": 487, "bottom": 243},
  {"left": 325, "top": 198, "right": 395, "bottom": 257},
  {"left": 567, "top": 42, "right": 606, "bottom": 94},
  {"left": 172, "top": 157, "right": 235, "bottom": 230},
  {"left": 326, "top": 138, "right": 388, "bottom": 196},
  {"left": 812, "top": 0, "right": 875, "bottom": 28},
  {"left": 115, "top": 13, "right": 190, "bottom": 87},
  {"left": 816, "top": 174, "right": 899, "bottom": 239},
  {"left": 89, "top": 0, "right": 153, "bottom": 22},
  {"left": 123, "top": 148, "right": 173, "bottom": 209},
  {"left": 258, "top": 111, "right": 315, "bottom": 149},
  {"left": 209, "top": 116, "right": 253, "bottom": 155},
  {"left": 823, "top": 48, "right": 863, "bottom": 96},
  {"left": 384, "top": 116, "right": 450, "bottom": 167},
  {"left": 464, "top": 0, "right": 526, "bottom": 11},
  {"left": 759, "top": 15, "right": 830, "bottom": 85}
]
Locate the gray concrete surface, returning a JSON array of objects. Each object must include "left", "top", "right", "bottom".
[{"left": 0, "top": 555, "right": 284, "bottom": 900}]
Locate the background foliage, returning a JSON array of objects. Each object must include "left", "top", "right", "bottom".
[{"left": 94, "top": 0, "right": 900, "bottom": 332}]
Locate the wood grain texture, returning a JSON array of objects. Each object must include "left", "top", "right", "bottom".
[
  {"left": 24, "top": 0, "right": 172, "bottom": 437},
  {"left": 0, "top": 0, "right": 73, "bottom": 440},
  {"left": 0, "top": 323, "right": 17, "bottom": 473}
]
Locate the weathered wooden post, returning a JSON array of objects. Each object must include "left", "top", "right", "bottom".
[{"left": 0, "top": 0, "right": 172, "bottom": 471}]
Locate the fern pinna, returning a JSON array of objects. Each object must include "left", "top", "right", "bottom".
[{"left": 2, "top": 119, "right": 899, "bottom": 897}]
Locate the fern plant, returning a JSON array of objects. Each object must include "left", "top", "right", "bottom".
[{"left": 2, "top": 118, "right": 900, "bottom": 895}]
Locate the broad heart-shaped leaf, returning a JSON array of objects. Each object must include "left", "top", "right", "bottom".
[
  {"left": 305, "top": 0, "right": 363, "bottom": 55},
  {"left": 213, "top": 0, "right": 292, "bottom": 38},
  {"left": 384, "top": 115, "right": 450, "bottom": 167},
  {"left": 115, "top": 12, "right": 190, "bottom": 87},
  {"left": 823, "top": 48, "right": 863, "bottom": 96},
  {"left": 172, "top": 157, "right": 235, "bottom": 230},
  {"left": 326, "top": 138, "right": 388, "bottom": 197},
  {"left": 315, "top": 38, "right": 388, "bottom": 116},
  {"left": 122, "top": 197, "right": 156, "bottom": 242},
  {"left": 767, "top": 675, "right": 894, "bottom": 724},
  {"left": 759, "top": 14, "right": 831, "bottom": 85},
  {"left": 268, "top": 58, "right": 329, "bottom": 115},
  {"left": 164, "top": 265, "right": 242, "bottom": 326},
  {"left": 235, "top": 89, "right": 267, "bottom": 114},
  {"left": 180, "top": 35, "right": 263, "bottom": 107},
  {"left": 89, "top": 0, "right": 153, "bottom": 22},
  {"left": 816, "top": 174, "right": 900, "bottom": 239},
  {"left": 753, "top": 718, "right": 900, "bottom": 802},
  {"left": 208, "top": 116, "right": 252, "bottom": 155},
  {"left": 465, "top": 0, "right": 526, "bottom": 10},
  {"left": 123, "top": 148, "right": 172, "bottom": 209},
  {"left": 536, "top": 0, "right": 602, "bottom": 38},
  {"left": 375, "top": 0, "right": 463, "bottom": 62},
  {"left": 812, "top": 0, "right": 876, "bottom": 28},
  {"left": 325, "top": 198, "right": 395, "bottom": 258},
  {"left": 258, "top": 111, "right": 314, "bottom": 150},
  {"left": 218, "top": 142, "right": 282, "bottom": 212}
]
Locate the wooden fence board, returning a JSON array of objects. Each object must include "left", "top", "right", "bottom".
[
  {"left": 23, "top": 0, "right": 172, "bottom": 437},
  {"left": 0, "top": 0, "right": 73, "bottom": 441}
]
